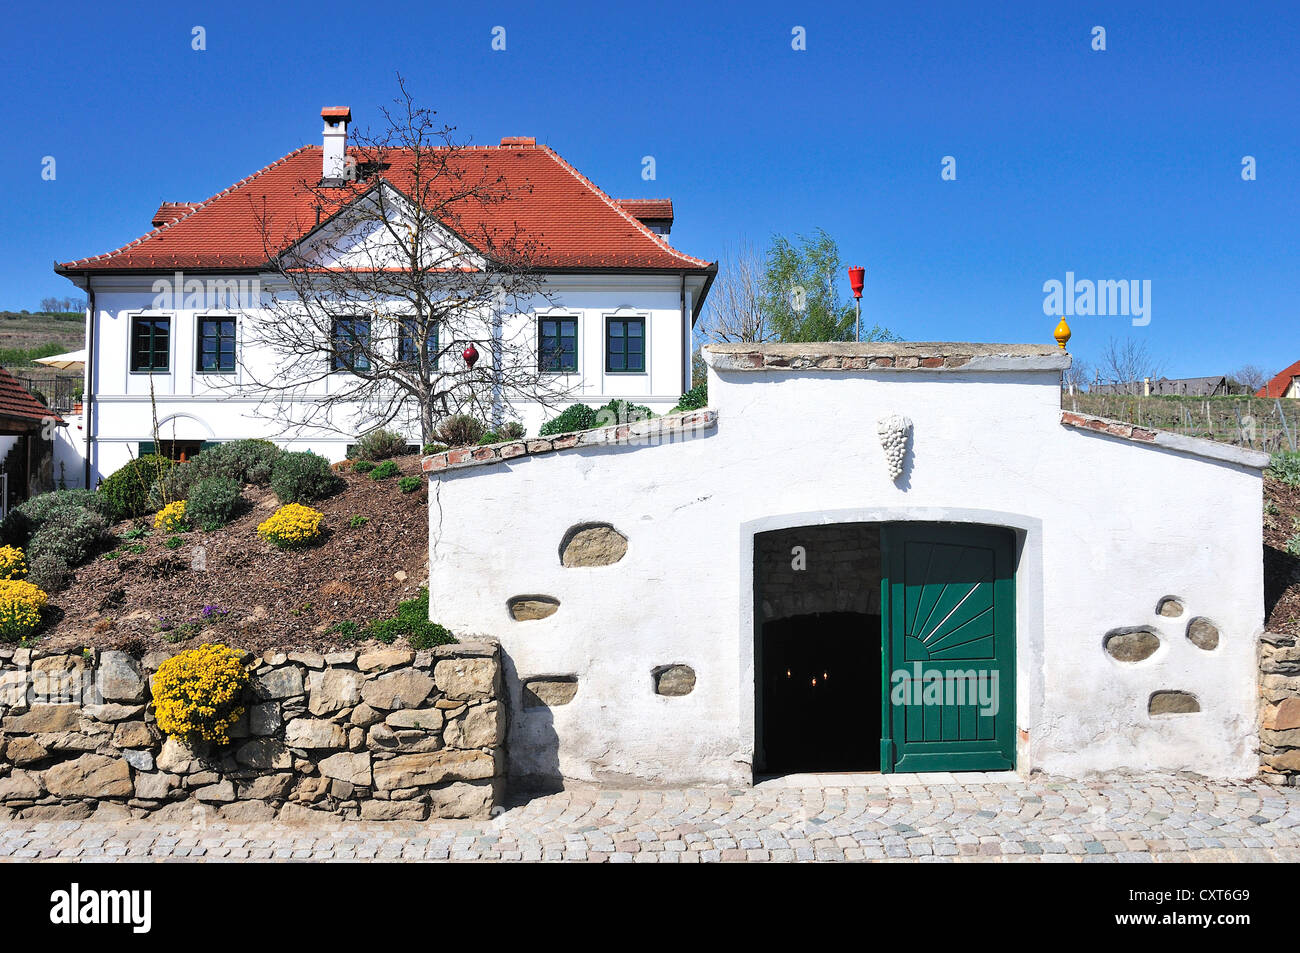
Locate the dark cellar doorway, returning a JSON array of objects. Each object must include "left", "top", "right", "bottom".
[
  {"left": 754, "top": 523, "right": 883, "bottom": 775},
  {"left": 760, "top": 612, "right": 880, "bottom": 773}
]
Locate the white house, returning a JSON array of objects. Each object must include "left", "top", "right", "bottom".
[
  {"left": 56, "top": 108, "right": 715, "bottom": 486},
  {"left": 422, "top": 343, "right": 1269, "bottom": 787}
]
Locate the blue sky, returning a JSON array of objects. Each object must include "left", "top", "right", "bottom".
[{"left": 1, "top": 0, "right": 1296, "bottom": 378}]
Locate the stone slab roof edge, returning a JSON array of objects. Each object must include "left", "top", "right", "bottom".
[
  {"left": 423, "top": 410, "right": 718, "bottom": 475},
  {"left": 1060, "top": 411, "right": 1271, "bottom": 469},
  {"left": 703, "top": 342, "right": 1070, "bottom": 372}
]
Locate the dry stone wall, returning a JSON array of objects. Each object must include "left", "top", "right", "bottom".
[
  {"left": 0, "top": 642, "right": 506, "bottom": 821},
  {"left": 1260, "top": 631, "right": 1300, "bottom": 785}
]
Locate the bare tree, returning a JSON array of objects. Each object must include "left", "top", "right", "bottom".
[
  {"left": 1230, "top": 364, "right": 1271, "bottom": 392},
  {"left": 238, "top": 78, "right": 573, "bottom": 444},
  {"left": 697, "top": 240, "right": 774, "bottom": 344},
  {"left": 1062, "top": 357, "right": 1092, "bottom": 394},
  {"left": 1099, "top": 336, "right": 1164, "bottom": 392}
]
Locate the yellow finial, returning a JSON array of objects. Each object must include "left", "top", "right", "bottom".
[{"left": 1053, "top": 316, "right": 1071, "bottom": 350}]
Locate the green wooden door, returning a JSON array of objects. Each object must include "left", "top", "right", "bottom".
[{"left": 880, "top": 523, "right": 1016, "bottom": 772}]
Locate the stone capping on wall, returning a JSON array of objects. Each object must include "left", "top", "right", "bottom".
[
  {"left": 1060, "top": 410, "right": 1271, "bottom": 469},
  {"left": 703, "top": 341, "right": 1072, "bottom": 372},
  {"left": 422, "top": 410, "right": 719, "bottom": 475}
]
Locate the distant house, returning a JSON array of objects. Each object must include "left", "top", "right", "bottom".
[
  {"left": 1091, "top": 375, "right": 1250, "bottom": 397},
  {"left": 0, "top": 367, "right": 65, "bottom": 515},
  {"left": 1257, "top": 361, "right": 1300, "bottom": 399}
]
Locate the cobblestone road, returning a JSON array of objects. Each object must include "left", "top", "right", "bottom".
[{"left": 2, "top": 774, "right": 1298, "bottom": 862}]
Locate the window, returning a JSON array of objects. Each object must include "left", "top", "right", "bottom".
[
  {"left": 606, "top": 317, "right": 645, "bottom": 373},
  {"left": 399, "top": 317, "right": 438, "bottom": 365},
  {"left": 197, "top": 317, "right": 236, "bottom": 373},
  {"left": 332, "top": 317, "right": 371, "bottom": 372},
  {"left": 539, "top": 317, "right": 578, "bottom": 372},
  {"left": 130, "top": 316, "right": 170, "bottom": 372}
]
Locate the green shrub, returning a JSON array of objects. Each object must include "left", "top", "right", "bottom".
[
  {"left": 477, "top": 432, "right": 500, "bottom": 445},
  {"left": 364, "top": 587, "right": 456, "bottom": 649},
  {"left": 1270, "top": 451, "right": 1300, "bottom": 487},
  {"left": 187, "top": 476, "right": 244, "bottom": 530},
  {"left": 348, "top": 515, "right": 369, "bottom": 528},
  {"left": 26, "top": 552, "right": 72, "bottom": 591},
  {"left": 434, "top": 414, "right": 486, "bottom": 447},
  {"left": 398, "top": 476, "right": 421, "bottom": 494},
  {"left": 538, "top": 403, "right": 597, "bottom": 436},
  {"left": 153, "top": 439, "right": 282, "bottom": 505},
  {"left": 498, "top": 421, "right": 526, "bottom": 441},
  {"left": 422, "top": 443, "right": 449, "bottom": 455},
  {"left": 352, "top": 460, "right": 376, "bottom": 474},
  {"left": 353, "top": 429, "right": 409, "bottom": 462},
  {"left": 270, "top": 451, "right": 343, "bottom": 504},
  {"left": 99, "top": 455, "right": 173, "bottom": 523},
  {"left": 164, "top": 536, "right": 183, "bottom": 550},
  {"left": 672, "top": 382, "right": 707, "bottom": 413},
  {"left": 591, "top": 399, "right": 654, "bottom": 427},
  {"left": 369, "top": 461, "right": 399, "bottom": 480},
  {"left": 332, "top": 620, "right": 360, "bottom": 641},
  {"left": 1, "top": 489, "right": 110, "bottom": 546},
  {"left": 25, "top": 507, "right": 113, "bottom": 591}
]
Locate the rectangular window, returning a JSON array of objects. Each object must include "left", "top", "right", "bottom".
[
  {"left": 130, "top": 316, "right": 170, "bottom": 372},
  {"left": 196, "top": 317, "right": 236, "bottom": 373},
  {"left": 606, "top": 317, "right": 645, "bottom": 373},
  {"left": 539, "top": 317, "right": 578, "bottom": 372},
  {"left": 399, "top": 317, "right": 438, "bottom": 365},
  {"left": 332, "top": 317, "right": 371, "bottom": 372}
]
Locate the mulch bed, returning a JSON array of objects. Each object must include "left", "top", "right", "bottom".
[
  {"left": 40, "top": 455, "right": 431, "bottom": 654},
  {"left": 1264, "top": 474, "right": 1300, "bottom": 637}
]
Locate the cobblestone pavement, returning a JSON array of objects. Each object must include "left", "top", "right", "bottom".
[{"left": 1, "top": 774, "right": 1298, "bottom": 862}]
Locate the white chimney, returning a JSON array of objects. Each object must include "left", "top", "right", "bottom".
[{"left": 320, "top": 106, "right": 352, "bottom": 185}]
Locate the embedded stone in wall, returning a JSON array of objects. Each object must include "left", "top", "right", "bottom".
[
  {"left": 1187, "top": 617, "right": 1220, "bottom": 651},
  {"left": 1103, "top": 627, "right": 1160, "bottom": 662},
  {"left": 1156, "top": 597, "right": 1185, "bottom": 618},
  {"left": 560, "top": 523, "right": 628, "bottom": 567},
  {"left": 508, "top": 595, "right": 560, "bottom": 621},
  {"left": 523, "top": 676, "right": 578, "bottom": 708},
  {"left": 653, "top": 665, "right": 696, "bottom": 696},
  {"left": 1149, "top": 691, "right": 1200, "bottom": 715}
]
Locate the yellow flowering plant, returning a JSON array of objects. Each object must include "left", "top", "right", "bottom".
[
  {"left": 152, "top": 642, "right": 250, "bottom": 744},
  {"left": 257, "top": 503, "right": 324, "bottom": 549},
  {"left": 0, "top": 579, "right": 48, "bottom": 642},
  {"left": 0, "top": 545, "right": 27, "bottom": 580},
  {"left": 154, "top": 500, "right": 188, "bottom": 532}
]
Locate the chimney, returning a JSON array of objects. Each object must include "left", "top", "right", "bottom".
[{"left": 321, "top": 106, "right": 352, "bottom": 185}]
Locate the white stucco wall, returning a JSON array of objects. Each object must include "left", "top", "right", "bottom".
[
  {"left": 71, "top": 272, "right": 701, "bottom": 483},
  {"left": 425, "top": 345, "right": 1266, "bottom": 786}
]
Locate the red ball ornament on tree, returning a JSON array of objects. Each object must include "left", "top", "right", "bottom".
[{"left": 462, "top": 343, "right": 479, "bottom": 369}]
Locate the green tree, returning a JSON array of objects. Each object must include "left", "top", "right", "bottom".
[{"left": 762, "top": 229, "right": 898, "bottom": 343}]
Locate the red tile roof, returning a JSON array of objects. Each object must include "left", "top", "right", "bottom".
[
  {"left": 617, "top": 198, "right": 674, "bottom": 225},
  {"left": 1257, "top": 360, "right": 1300, "bottom": 398},
  {"left": 58, "top": 144, "right": 714, "bottom": 275},
  {"left": 0, "top": 366, "right": 64, "bottom": 431},
  {"left": 151, "top": 202, "right": 200, "bottom": 228}
]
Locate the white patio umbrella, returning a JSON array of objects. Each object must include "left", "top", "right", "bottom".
[{"left": 33, "top": 349, "right": 86, "bottom": 371}]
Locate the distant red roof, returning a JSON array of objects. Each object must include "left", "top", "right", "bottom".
[
  {"left": 1257, "top": 360, "right": 1300, "bottom": 398},
  {"left": 58, "top": 144, "right": 713, "bottom": 275},
  {"left": 0, "top": 366, "right": 64, "bottom": 431}
]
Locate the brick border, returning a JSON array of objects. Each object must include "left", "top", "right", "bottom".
[
  {"left": 1061, "top": 410, "right": 1271, "bottom": 469},
  {"left": 423, "top": 410, "right": 718, "bottom": 474},
  {"left": 703, "top": 342, "right": 1070, "bottom": 373}
]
